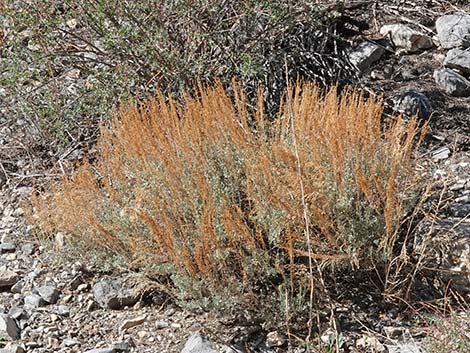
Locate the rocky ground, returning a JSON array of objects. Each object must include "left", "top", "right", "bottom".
[{"left": 0, "top": 1, "right": 469, "bottom": 353}]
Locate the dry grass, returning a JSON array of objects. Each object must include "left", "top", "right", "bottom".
[
  {"left": 421, "top": 299, "right": 470, "bottom": 353},
  {"left": 33, "top": 81, "right": 424, "bottom": 309},
  {"left": 425, "top": 314, "right": 470, "bottom": 353}
]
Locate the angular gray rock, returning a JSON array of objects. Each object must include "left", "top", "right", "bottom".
[
  {"left": 24, "top": 294, "right": 46, "bottom": 308},
  {"left": 8, "top": 307, "right": 26, "bottom": 320},
  {"left": 386, "top": 342, "right": 422, "bottom": 353},
  {"left": 35, "top": 285, "right": 59, "bottom": 304},
  {"left": 0, "top": 269, "right": 19, "bottom": 288},
  {"left": 10, "top": 280, "right": 24, "bottom": 294},
  {"left": 0, "top": 170, "right": 6, "bottom": 188},
  {"left": 83, "top": 349, "right": 116, "bottom": 353},
  {"left": 380, "top": 24, "right": 433, "bottom": 52},
  {"left": 393, "top": 90, "right": 432, "bottom": 119},
  {"left": 181, "top": 332, "right": 218, "bottom": 353},
  {"left": 155, "top": 320, "right": 169, "bottom": 329},
  {"left": 63, "top": 338, "right": 80, "bottom": 347},
  {"left": 0, "top": 314, "right": 20, "bottom": 340},
  {"left": 111, "top": 341, "right": 132, "bottom": 352},
  {"left": 436, "top": 14, "right": 470, "bottom": 49},
  {"left": 349, "top": 42, "right": 385, "bottom": 72},
  {"left": 450, "top": 201, "right": 470, "bottom": 218},
  {"left": 444, "top": 48, "right": 470, "bottom": 75},
  {"left": 119, "top": 315, "right": 146, "bottom": 332},
  {"left": 92, "top": 278, "right": 138, "bottom": 309},
  {"left": 432, "top": 147, "right": 451, "bottom": 161},
  {"left": 56, "top": 305, "right": 70, "bottom": 316},
  {"left": 0, "top": 243, "right": 16, "bottom": 253},
  {"left": 20, "top": 243, "right": 35, "bottom": 256},
  {"left": 433, "top": 68, "right": 470, "bottom": 96},
  {"left": 0, "top": 343, "right": 25, "bottom": 353},
  {"left": 440, "top": 220, "right": 470, "bottom": 292},
  {"left": 383, "top": 326, "right": 405, "bottom": 339}
]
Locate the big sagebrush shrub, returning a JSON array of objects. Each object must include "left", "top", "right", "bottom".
[{"left": 34, "top": 82, "right": 423, "bottom": 310}]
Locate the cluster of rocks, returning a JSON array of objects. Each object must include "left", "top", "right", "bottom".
[
  {"left": 348, "top": 12, "right": 469, "bottom": 299},
  {"left": 415, "top": 155, "right": 470, "bottom": 292},
  {"left": 434, "top": 14, "right": 470, "bottom": 96},
  {"left": 348, "top": 23, "right": 434, "bottom": 73},
  {"left": 349, "top": 12, "right": 470, "bottom": 120},
  {"left": 353, "top": 12, "right": 470, "bottom": 292},
  {"left": 349, "top": 22, "right": 436, "bottom": 119},
  {"left": 0, "top": 186, "right": 195, "bottom": 352},
  {"left": 0, "top": 235, "right": 201, "bottom": 353}
]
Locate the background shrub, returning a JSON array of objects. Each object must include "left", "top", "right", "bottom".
[
  {"left": 34, "top": 81, "right": 424, "bottom": 314},
  {"left": 424, "top": 313, "right": 470, "bottom": 353},
  {"left": 1, "top": 0, "right": 357, "bottom": 160}
]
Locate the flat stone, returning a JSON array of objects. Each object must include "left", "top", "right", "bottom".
[
  {"left": 0, "top": 269, "right": 19, "bottom": 288},
  {"left": 20, "top": 244, "right": 35, "bottom": 256},
  {"left": 181, "top": 332, "right": 218, "bottom": 353},
  {"left": 434, "top": 68, "right": 470, "bottom": 96},
  {"left": 36, "top": 285, "right": 59, "bottom": 304},
  {"left": 119, "top": 315, "right": 146, "bottom": 332},
  {"left": 8, "top": 307, "right": 26, "bottom": 320},
  {"left": 380, "top": 24, "right": 433, "bottom": 52},
  {"left": 63, "top": 338, "right": 80, "bottom": 347},
  {"left": 432, "top": 147, "right": 451, "bottom": 161},
  {"left": 155, "top": 320, "right": 169, "bottom": 329},
  {"left": 0, "top": 243, "right": 16, "bottom": 253},
  {"left": 83, "top": 349, "right": 116, "bottom": 353},
  {"left": 349, "top": 41, "right": 385, "bottom": 72},
  {"left": 0, "top": 343, "right": 25, "bottom": 353},
  {"left": 111, "top": 341, "right": 132, "bottom": 352},
  {"left": 0, "top": 314, "right": 20, "bottom": 340},
  {"left": 92, "top": 278, "right": 138, "bottom": 310},
  {"left": 449, "top": 202, "right": 470, "bottom": 218},
  {"left": 436, "top": 14, "right": 470, "bottom": 49},
  {"left": 444, "top": 48, "right": 470, "bottom": 75},
  {"left": 24, "top": 294, "right": 46, "bottom": 308},
  {"left": 386, "top": 342, "right": 422, "bottom": 353},
  {"left": 10, "top": 280, "right": 24, "bottom": 294},
  {"left": 56, "top": 305, "right": 70, "bottom": 316},
  {"left": 12, "top": 208, "right": 23, "bottom": 217},
  {"left": 383, "top": 326, "right": 405, "bottom": 338}
]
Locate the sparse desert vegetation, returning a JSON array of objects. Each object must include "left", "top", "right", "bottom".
[{"left": 0, "top": 0, "right": 469, "bottom": 352}]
